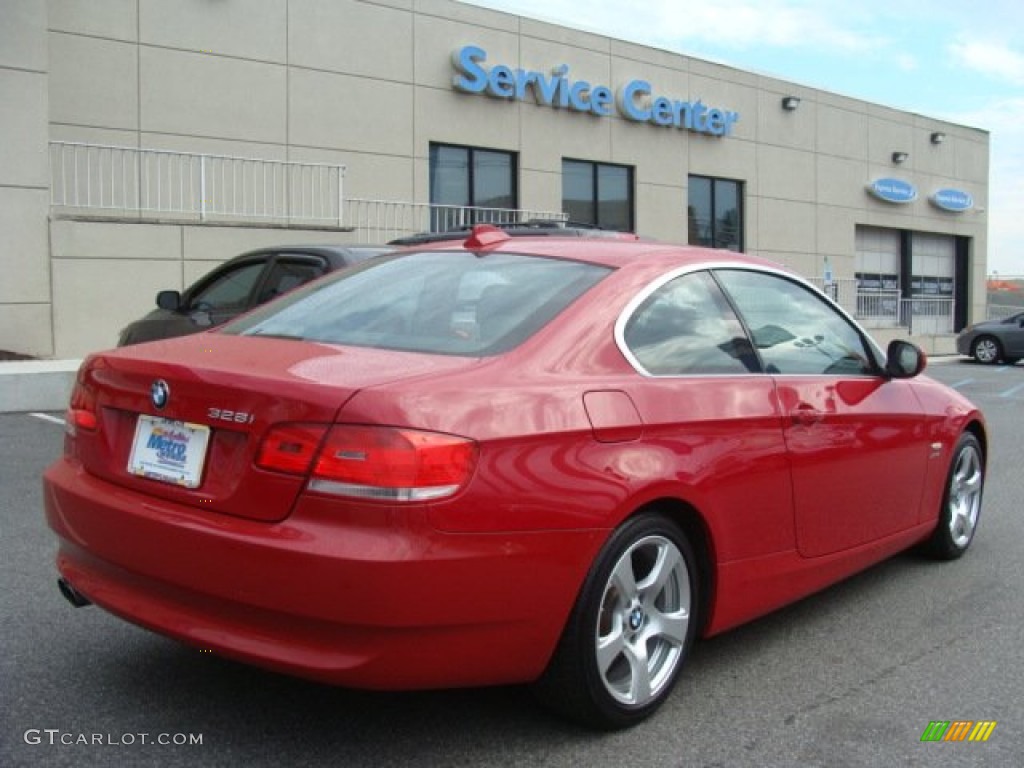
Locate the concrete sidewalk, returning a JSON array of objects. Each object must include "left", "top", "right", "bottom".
[{"left": 0, "top": 359, "right": 81, "bottom": 414}]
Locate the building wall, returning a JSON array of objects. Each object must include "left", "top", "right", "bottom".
[
  {"left": 1, "top": 0, "right": 992, "bottom": 357},
  {"left": 48, "top": 219, "right": 363, "bottom": 355},
  {"left": 1, "top": 0, "right": 51, "bottom": 356}
]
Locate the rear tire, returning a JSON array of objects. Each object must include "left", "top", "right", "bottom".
[
  {"left": 534, "top": 513, "right": 698, "bottom": 730},
  {"left": 922, "top": 432, "right": 984, "bottom": 560}
]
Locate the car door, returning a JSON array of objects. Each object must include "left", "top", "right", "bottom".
[
  {"left": 715, "top": 268, "right": 931, "bottom": 558},
  {"left": 618, "top": 270, "right": 796, "bottom": 560},
  {"left": 1003, "top": 312, "right": 1024, "bottom": 357}
]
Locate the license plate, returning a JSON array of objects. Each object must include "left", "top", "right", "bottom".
[{"left": 128, "top": 415, "right": 211, "bottom": 488}]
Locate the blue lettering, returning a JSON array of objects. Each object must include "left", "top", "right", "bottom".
[
  {"left": 554, "top": 66, "right": 571, "bottom": 108},
  {"left": 651, "top": 96, "right": 674, "bottom": 126},
  {"left": 515, "top": 70, "right": 538, "bottom": 100},
  {"left": 533, "top": 71, "right": 560, "bottom": 105},
  {"left": 690, "top": 101, "right": 708, "bottom": 132},
  {"left": 452, "top": 45, "right": 488, "bottom": 93},
  {"left": 590, "top": 85, "right": 613, "bottom": 116},
  {"left": 722, "top": 111, "right": 739, "bottom": 135},
  {"left": 487, "top": 64, "right": 516, "bottom": 98},
  {"left": 452, "top": 46, "right": 739, "bottom": 136},
  {"left": 569, "top": 80, "right": 591, "bottom": 111},
  {"left": 618, "top": 80, "right": 651, "bottom": 121}
]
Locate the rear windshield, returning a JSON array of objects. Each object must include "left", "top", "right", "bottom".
[{"left": 223, "top": 251, "right": 611, "bottom": 356}]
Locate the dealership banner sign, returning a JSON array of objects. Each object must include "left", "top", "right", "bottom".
[{"left": 452, "top": 45, "right": 740, "bottom": 137}]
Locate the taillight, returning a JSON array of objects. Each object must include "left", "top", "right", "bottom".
[
  {"left": 257, "top": 423, "right": 478, "bottom": 502},
  {"left": 65, "top": 364, "right": 99, "bottom": 438},
  {"left": 256, "top": 424, "right": 327, "bottom": 474}
]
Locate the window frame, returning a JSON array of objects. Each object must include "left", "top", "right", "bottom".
[
  {"left": 562, "top": 158, "right": 635, "bottom": 232},
  {"left": 687, "top": 174, "right": 745, "bottom": 251},
  {"left": 429, "top": 142, "right": 519, "bottom": 229},
  {"left": 615, "top": 263, "right": 884, "bottom": 378}
]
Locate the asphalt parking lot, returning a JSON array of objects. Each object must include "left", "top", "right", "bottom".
[{"left": 1, "top": 358, "right": 1022, "bottom": 768}]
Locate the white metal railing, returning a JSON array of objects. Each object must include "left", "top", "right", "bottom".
[
  {"left": 48, "top": 143, "right": 570, "bottom": 241},
  {"left": 810, "top": 276, "right": 958, "bottom": 333},
  {"left": 344, "top": 198, "right": 568, "bottom": 243},
  {"left": 987, "top": 303, "right": 1023, "bottom": 320},
  {"left": 854, "top": 291, "right": 902, "bottom": 328},
  {"left": 50, "top": 142, "right": 345, "bottom": 224},
  {"left": 808, "top": 277, "right": 857, "bottom": 315},
  {"left": 900, "top": 297, "right": 955, "bottom": 335}
]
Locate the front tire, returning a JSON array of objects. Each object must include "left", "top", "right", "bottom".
[
  {"left": 971, "top": 336, "right": 1002, "bottom": 364},
  {"left": 922, "top": 432, "right": 984, "bottom": 560},
  {"left": 534, "top": 513, "right": 698, "bottom": 729}
]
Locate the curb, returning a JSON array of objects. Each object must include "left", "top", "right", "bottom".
[{"left": 0, "top": 359, "right": 81, "bottom": 414}]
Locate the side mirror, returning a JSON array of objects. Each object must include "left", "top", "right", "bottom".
[
  {"left": 156, "top": 290, "right": 182, "bottom": 311},
  {"left": 885, "top": 339, "right": 927, "bottom": 379}
]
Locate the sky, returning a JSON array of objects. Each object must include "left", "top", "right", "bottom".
[{"left": 469, "top": 0, "right": 1024, "bottom": 275}]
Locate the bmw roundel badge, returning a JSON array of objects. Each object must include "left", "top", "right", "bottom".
[{"left": 151, "top": 379, "right": 170, "bottom": 410}]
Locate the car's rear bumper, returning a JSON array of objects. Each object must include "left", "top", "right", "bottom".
[{"left": 43, "top": 458, "right": 605, "bottom": 689}]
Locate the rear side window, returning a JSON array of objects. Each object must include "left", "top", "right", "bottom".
[
  {"left": 622, "top": 270, "right": 759, "bottom": 375},
  {"left": 225, "top": 251, "right": 610, "bottom": 356}
]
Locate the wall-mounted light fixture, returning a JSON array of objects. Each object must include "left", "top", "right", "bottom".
[
  {"left": 892, "top": 151, "right": 909, "bottom": 164},
  {"left": 781, "top": 96, "right": 801, "bottom": 111},
  {"left": 930, "top": 131, "right": 946, "bottom": 145}
]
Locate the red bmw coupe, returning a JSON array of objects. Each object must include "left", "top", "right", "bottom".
[{"left": 44, "top": 225, "right": 987, "bottom": 729}]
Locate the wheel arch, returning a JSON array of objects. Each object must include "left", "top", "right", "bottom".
[
  {"left": 627, "top": 497, "right": 717, "bottom": 637},
  {"left": 963, "top": 419, "right": 988, "bottom": 466}
]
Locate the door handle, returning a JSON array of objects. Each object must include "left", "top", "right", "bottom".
[{"left": 790, "top": 405, "right": 824, "bottom": 426}]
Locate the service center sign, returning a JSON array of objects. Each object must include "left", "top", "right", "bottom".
[{"left": 452, "top": 45, "right": 740, "bottom": 137}]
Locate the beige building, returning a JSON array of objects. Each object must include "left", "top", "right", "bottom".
[{"left": 2, "top": 0, "right": 989, "bottom": 359}]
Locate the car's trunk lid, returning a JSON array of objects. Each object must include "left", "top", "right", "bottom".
[{"left": 71, "top": 334, "right": 477, "bottom": 522}]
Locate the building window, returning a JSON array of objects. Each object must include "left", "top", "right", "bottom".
[
  {"left": 688, "top": 176, "right": 743, "bottom": 251},
  {"left": 429, "top": 144, "right": 517, "bottom": 230},
  {"left": 562, "top": 160, "right": 634, "bottom": 231}
]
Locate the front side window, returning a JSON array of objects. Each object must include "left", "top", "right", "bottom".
[
  {"left": 688, "top": 176, "right": 743, "bottom": 251},
  {"left": 226, "top": 252, "right": 610, "bottom": 357},
  {"left": 622, "top": 271, "right": 758, "bottom": 375},
  {"left": 562, "top": 160, "right": 634, "bottom": 231},
  {"left": 429, "top": 144, "right": 517, "bottom": 230},
  {"left": 715, "top": 270, "right": 876, "bottom": 376}
]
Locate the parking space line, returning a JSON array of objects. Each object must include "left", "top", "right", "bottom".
[
  {"left": 999, "top": 382, "right": 1024, "bottom": 398},
  {"left": 30, "top": 412, "right": 65, "bottom": 426},
  {"left": 950, "top": 378, "right": 975, "bottom": 389}
]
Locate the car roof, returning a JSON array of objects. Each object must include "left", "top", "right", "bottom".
[{"left": 395, "top": 225, "right": 785, "bottom": 274}]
